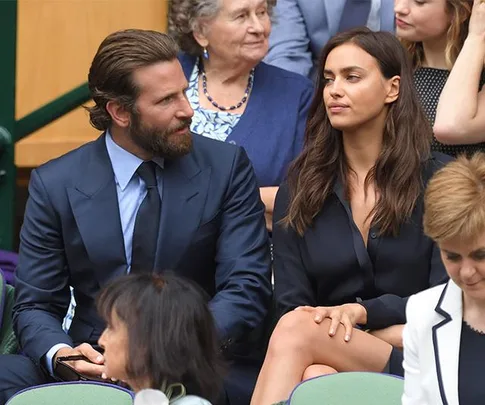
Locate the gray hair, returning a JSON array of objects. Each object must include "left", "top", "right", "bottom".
[{"left": 168, "top": 0, "right": 276, "bottom": 57}]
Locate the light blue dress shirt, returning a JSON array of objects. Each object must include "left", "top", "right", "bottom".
[{"left": 46, "top": 131, "right": 163, "bottom": 374}]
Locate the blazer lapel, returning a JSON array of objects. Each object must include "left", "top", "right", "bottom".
[
  {"left": 225, "top": 63, "right": 266, "bottom": 146},
  {"left": 154, "top": 152, "right": 210, "bottom": 271},
  {"left": 67, "top": 134, "right": 127, "bottom": 287},
  {"left": 432, "top": 280, "right": 462, "bottom": 405}
]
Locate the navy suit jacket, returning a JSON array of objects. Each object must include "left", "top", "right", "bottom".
[
  {"left": 13, "top": 133, "right": 272, "bottom": 364},
  {"left": 179, "top": 54, "right": 313, "bottom": 187}
]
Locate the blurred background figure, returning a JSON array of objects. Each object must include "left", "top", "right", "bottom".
[
  {"left": 264, "top": 0, "right": 395, "bottom": 78},
  {"left": 434, "top": 0, "right": 485, "bottom": 149},
  {"left": 169, "top": 0, "right": 313, "bottom": 231},
  {"left": 403, "top": 153, "right": 485, "bottom": 404},
  {"left": 396, "top": 0, "right": 485, "bottom": 157}
]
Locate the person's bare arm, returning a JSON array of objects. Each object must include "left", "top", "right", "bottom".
[{"left": 434, "top": 0, "right": 485, "bottom": 144}]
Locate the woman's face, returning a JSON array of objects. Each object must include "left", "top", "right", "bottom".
[
  {"left": 394, "top": 0, "right": 451, "bottom": 43},
  {"left": 439, "top": 232, "right": 485, "bottom": 302},
  {"left": 98, "top": 311, "right": 129, "bottom": 383},
  {"left": 196, "top": 0, "right": 271, "bottom": 66},
  {"left": 322, "top": 43, "right": 399, "bottom": 132}
]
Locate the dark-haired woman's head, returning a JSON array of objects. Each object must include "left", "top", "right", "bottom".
[
  {"left": 285, "top": 28, "right": 431, "bottom": 236},
  {"left": 97, "top": 273, "right": 224, "bottom": 402}
]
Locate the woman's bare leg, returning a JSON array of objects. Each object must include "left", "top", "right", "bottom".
[
  {"left": 250, "top": 311, "right": 393, "bottom": 405},
  {"left": 302, "top": 365, "right": 337, "bottom": 380}
]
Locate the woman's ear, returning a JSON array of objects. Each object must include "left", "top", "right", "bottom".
[
  {"left": 384, "top": 75, "right": 401, "bottom": 104},
  {"left": 192, "top": 21, "right": 209, "bottom": 48},
  {"left": 106, "top": 100, "right": 131, "bottom": 128}
]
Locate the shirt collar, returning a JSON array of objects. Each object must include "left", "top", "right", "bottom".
[{"left": 105, "top": 131, "right": 164, "bottom": 191}]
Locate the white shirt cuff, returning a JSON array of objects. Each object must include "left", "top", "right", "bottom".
[{"left": 45, "top": 343, "right": 72, "bottom": 376}]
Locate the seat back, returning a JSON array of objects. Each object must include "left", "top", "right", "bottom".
[
  {"left": 0, "top": 268, "right": 18, "bottom": 354},
  {"left": 288, "top": 372, "right": 404, "bottom": 405},
  {"left": 6, "top": 381, "right": 135, "bottom": 405}
]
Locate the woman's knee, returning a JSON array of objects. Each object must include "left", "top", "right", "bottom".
[
  {"left": 267, "top": 311, "right": 331, "bottom": 356},
  {"left": 302, "top": 365, "right": 337, "bottom": 381}
]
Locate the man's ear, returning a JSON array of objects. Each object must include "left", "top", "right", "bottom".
[
  {"left": 385, "top": 75, "right": 400, "bottom": 104},
  {"left": 106, "top": 100, "right": 131, "bottom": 128}
]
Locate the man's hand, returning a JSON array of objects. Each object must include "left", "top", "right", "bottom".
[
  {"left": 54, "top": 343, "right": 105, "bottom": 378},
  {"left": 295, "top": 303, "right": 367, "bottom": 342}
]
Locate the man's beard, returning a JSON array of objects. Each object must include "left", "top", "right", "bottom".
[{"left": 128, "top": 110, "right": 193, "bottom": 159}]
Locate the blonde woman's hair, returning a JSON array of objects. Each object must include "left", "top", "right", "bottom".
[
  {"left": 424, "top": 153, "right": 485, "bottom": 244},
  {"left": 400, "top": 0, "right": 471, "bottom": 69}
]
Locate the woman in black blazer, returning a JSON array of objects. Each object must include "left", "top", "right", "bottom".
[{"left": 251, "top": 28, "right": 451, "bottom": 405}]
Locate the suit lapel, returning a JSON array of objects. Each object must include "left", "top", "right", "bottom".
[
  {"left": 154, "top": 151, "right": 209, "bottom": 271},
  {"left": 67, "top": 134, "right": 127, "bottom": 287},
  {"left": 432, "top": 280, "right": 462, "bottom": 405},
  {"left": 380, "top": 0, "right": 396, "bottom": 32}
]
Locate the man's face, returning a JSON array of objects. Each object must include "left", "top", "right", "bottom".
[{"left": 128, "top": 59, "right": 194, "bottom": 159}]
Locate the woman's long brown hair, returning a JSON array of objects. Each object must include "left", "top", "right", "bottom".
[{"left": 284, "top": 28, "right": 432, "bottom": 236}]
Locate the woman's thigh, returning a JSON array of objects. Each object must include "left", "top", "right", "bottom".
[{"left": 269, "top": 310, "right": 393, "bottom": 372}]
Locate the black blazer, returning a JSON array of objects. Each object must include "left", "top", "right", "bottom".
[{"left": 273, "top": 152, "right": 452, "bottom": 329}]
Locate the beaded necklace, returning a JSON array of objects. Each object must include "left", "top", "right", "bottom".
[{"left": 200, "top": 63, "right": 255, "bottom": 112}]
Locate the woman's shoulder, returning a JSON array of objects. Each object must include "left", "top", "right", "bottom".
[
  {"left": 256, "top": 62, "right": 313, "bottom": 91},
  {"left": 422, "top": 152, "right": 454, "bottom": 182},
  {"left": 407, "top": 282, "right": 448, "bottom": 324}
]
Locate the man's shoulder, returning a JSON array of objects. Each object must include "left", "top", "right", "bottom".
[
  {"left": 190, "top": 133, "right": 240, "bottom": 161},
  {"left": 36, "top": 136, "right": 100, "bottom": 175}
]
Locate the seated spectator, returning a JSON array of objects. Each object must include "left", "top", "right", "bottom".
[
  {"left": 396, "top": 0, "right": 485, "bottom": 156},
  {"left": 402, "top": 153, "right": 485, "bottom": 404},
  {"left": 434, "top": 0, "right": 485, "bottom": 146},
  {"left": 169, "top": 0, "right": 313, "bottom": 231},
  {"left": 264, "top": 0, "right": 395, "bottom": 78},
  {"left": 250, "top": 28, "right": 451, "bottom": 405},
  {"left": 0, "top": 29, "right": 271, "bottom": 405},
  {"left": 96, "top": 273, "right": 224, "bottom": 404}
]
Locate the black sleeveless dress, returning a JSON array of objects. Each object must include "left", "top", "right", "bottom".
[{"left": 414, "top": 67, "right": 485, "bottom": 157}]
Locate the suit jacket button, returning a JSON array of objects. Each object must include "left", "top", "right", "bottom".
[{"left": 370, "top": 232, "right": 377, "bottom": 239}]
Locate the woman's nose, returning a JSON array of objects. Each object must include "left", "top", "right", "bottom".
[{"left": 394, "top": 0, "right": 409, "bottom": 16}]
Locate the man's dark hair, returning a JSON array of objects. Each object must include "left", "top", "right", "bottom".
[{"left": 87, "top": 29, "right": 179, "bottom": 131}]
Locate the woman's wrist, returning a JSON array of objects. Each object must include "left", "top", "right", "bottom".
[{"left": 464, "top": 34, "right": 485, "bottom": 51}]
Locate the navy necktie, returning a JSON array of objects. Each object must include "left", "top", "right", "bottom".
[
  {"left": 131, "top": 161, "right": 161, "bottom": 273},
  {"left": 338, "top": 0, "right": 372, "bottom": 33}
]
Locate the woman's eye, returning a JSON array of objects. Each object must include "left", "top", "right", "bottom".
[
  {"left": 472, "top": 252, "right": 485, "bottom": 261},
  {"left": 446, "top": 254, "right": 460, "bottom": 262},
  {"left": 347, "top": 75, "right": 360, "bottom": 82}
]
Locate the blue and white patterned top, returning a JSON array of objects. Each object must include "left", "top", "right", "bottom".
[{"left": 186, "top": 59, "right": 242, "bottom": 142}]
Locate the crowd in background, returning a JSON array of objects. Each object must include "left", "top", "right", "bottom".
[{"left": 1, "top": 0, "right": 485, "bottom": 405}]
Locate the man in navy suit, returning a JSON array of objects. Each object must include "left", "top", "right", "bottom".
[
  {"left": 264, "top": 0, "right": 395, "bottom": 78},
  {"left": 0, "top": 29, "right": 272, "bottom": 405}
]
